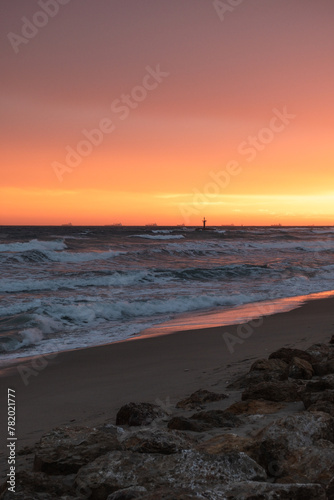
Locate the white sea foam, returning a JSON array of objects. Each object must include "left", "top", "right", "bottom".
[
  {"left": 0, "top": 239, "right": 67, "bottom": 252},
  {"left": 129, "top": 234, "right": 185, "bottom": 240}
]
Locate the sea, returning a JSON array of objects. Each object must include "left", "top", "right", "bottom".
[{"left": 1, "top": 225, "right": 334, "bottom": 363}]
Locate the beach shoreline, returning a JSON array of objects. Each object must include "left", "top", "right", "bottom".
[{"left": 0, "top": 294, "right": 333, "bottom": 476}]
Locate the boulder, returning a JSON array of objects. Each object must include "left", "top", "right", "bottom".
[
  {"left": 269, "top": 347, "right": 315, "bottom": 365},
  {"left": 75, "top": 449, "right": 266, "bottom": 499},
  {"left": 281, "top": 443, "right": 334, "bottom": 485},
  {"left": 306, "top": 343, "right": 334, "bottom": 362},
  {"left": 221, "top": 481, "right": 326, "bottom": 499},
  {"left": 120, "top": 428, "right": 188, "bottom": 454},
  {"left": 107, "top": 486, "right": 148, "bottom": 500},
  {"left": 250, "top": 358, "right": 289, "bottom": 377},
  {"left": 302, "top": 389, "right": 334, "bottom": 409},
  {"left": 253, "top": 411, "right": 334, "bottom": 477},
  {"left": 0, "top": 471, "right": 76, "bottom": 500},
  {"left": 327, "top": 476, "right": 334, "bottom": 500},
  {"left": 308, "top": 400, "right": 334, "bottom": 416},
  {"left": 195, "top": 433, "right": 255, "bottom": 456},
  {"left": 242, "top": 380, "right": 302, "bottom": 402},
  {"left": 167, "top": 416, "right": 208, "bottom": 432},
  {"left": 33, "top": 425, "right": 122, "bottom": 475},
  {"left": 227, "top": 359, "right": 289, "bottom": 389},
  {"left": 304, "top": 374, "right": 334, "bottom": 392},
  {"left": 175, "top": 389, "right": 228, "bottom": 409},
  {"left": 313, "top": 359, "right": 334, "bottom": 376},
  {"left": 225, "top": 399, "right": 285, "bottom": 415},
  {"left": 190, "top": 409, "right": 241, "bottom": 428},
  {"left": 123, "top": 488, "right": 204, "bottom": 499},
  {"left": 289, "top": 356, "right": 314, "bottom": 380},
  {"left": 116, "top": 403, "right": 166, "bottom": 426}
]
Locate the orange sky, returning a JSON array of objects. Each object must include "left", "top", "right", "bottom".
[{"left": 1, "top": 0, "right": 334, "bottom": 225}]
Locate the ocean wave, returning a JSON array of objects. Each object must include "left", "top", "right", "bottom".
[
  {"left": 129, "top": 234, "right": 185, "bottom": 240},
  {"left": 0, "top": 247, "right": 125, "bottom": 264},
  {"left": 0, "top": 239, "right": 67, "bottom": 253}
]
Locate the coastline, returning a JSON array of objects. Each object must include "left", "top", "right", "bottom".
[{"left": 1, "top": 294, "right": 334, "bottom": 478}]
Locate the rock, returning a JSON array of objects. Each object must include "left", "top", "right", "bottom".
[
  {"left": 227, "top": 359, "right": 289, "bottom": 390},
  {"left": 330, "top": 335, "right": 334, "bottom": 345},
  {"left": 221, "top": 481, "right": 326, "bottom": 499},
  {"left": 175, "top": 389, "right": 228, "bottom": 409},
  {"left": 253, "top": 412, "right": 334, "bottom": 477},
  {"left": 302, "top": 389, "right": 334, "bottom": 409},
  {"left": 242, "top": 380, "right": 302, "bottom": 402},
  {"left": 190, "top": 409, "right": 241, "bottom": 428},
  {"left": 306, "top": 343, "right": 334, "bottom": 362},
  {"left": 195, "top": 433, "right": 255, "bottom": 456},
  {"left": 269, "top": 347, "right": 315, "bottom": 365},
  {"left": 116, "top": 403, "right": 166, "bottom": 426},
  {"left": 289, "top": 356, "right": 314, "bottom": 379},
  {"left": 75, "top": 450, "right": 266, "bottom": 498},
  {"left": 133, "top": 488, "right": 206, "bottom": 499},
  {"left": 327, "top": 476, "right": 334, "bottom": 500},
  {"left": 167, "top": 416, "right": 208, "bottom": 432},
  {"left": 313, "top": 359, "right": 334, "bottom": 376},
  {"left": 225, "top": 399, "right": 285, "bottom": 415},
  {"left": 308, "top": 400, "right": 334, "bottom": 416},
  {"left": 0, "top": 471, "right": 76, "bottom": 500},
  {"left": 250, "top": 358, "right": 289, "bottom": 377},
  {"left": 33, "top": 425, "right": 122, "bottom": 475},
  {"left": 130, "top": 488, "right": 204, "bottom": 499},
  {"left": 281, "top": 443, "right": 334, "bottom": 485},
  {"left": 304, "top": 374, "right": 334, "bottom": 392},
  {"left": 120, "top": 428, "right": 188, "bottom": 454},
  {"left": 107, "top": 486, "right": 148, "bottom": 500}
]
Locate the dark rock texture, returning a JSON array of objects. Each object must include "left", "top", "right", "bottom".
[
  {"left": 176, "top": 389, "right": 228, "bottom": 409},
  {"left": 242, "top": 380, "right": 302, "bottom": 402},
  {"left": 116, "top": 403, "right": 166, "bottom": 426},
  {"left": 33, "top": 425, "right": 122, "bottom": 475}
]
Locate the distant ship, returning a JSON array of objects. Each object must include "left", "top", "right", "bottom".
[
  {"left": 145, "top": 223, "right": 158, "bottom": 227},
  {"left": 61, "top": 222, "right": 72, "bottom": 226},
  {"left": 271, "top": 224, "right": 282, "bottom": 227},
  {"left": 105, "top": 223, "right": 122, "bottom": 226}
]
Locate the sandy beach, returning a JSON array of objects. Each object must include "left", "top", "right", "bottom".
[{"left": 1, "top": 294, "right": 333, "bottom": 480}]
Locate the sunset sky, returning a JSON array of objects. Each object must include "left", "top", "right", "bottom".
[{"left": 1, "top": 0, "right": 334, "bottom": 225}]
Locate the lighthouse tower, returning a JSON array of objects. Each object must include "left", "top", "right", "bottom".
[{"left": 202, "top": 217, "right": 206, "bottom": 230}]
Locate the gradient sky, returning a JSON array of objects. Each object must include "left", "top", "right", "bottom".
[{"left": 1, "top": 0, "right": 334, "bottom": 225}]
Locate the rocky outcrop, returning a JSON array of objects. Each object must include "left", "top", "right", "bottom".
[
  {"left": 116, "top": 403, "right": 166, "bottom": 426},
  {"left": 33, "top": 425, "right": 122, "bottom": 475},
  {"left": 120, "top": 428, "right": 188, "bottom": 454},
  {"left": 242, "top": 379, "right": 302, "bottom": 402},
  {"left": 74, "top": 450, "right": 267, "bottom": 499},
  {"left": 252, "top": 411, "right": 334, "bottom": 482},
  {"left": 2, "top": 336, "right": 334, "bottom": 499},
  {"left": 167, "top": 416, "right": 209, "bottom": 432},
  {"left": 195, "top": 433, "right": 255, "bottom": 456},
  {"left": 225, "top": 399, "right": 285, "bottom": 415},
  {"left": 175, "top": 388, "right": 228, "bottom": 409},
  {"left": 269, "top": 347, "right": 316, "bottom": 365},
  {"left": 220, "top": 481, "right": 327, "bottom": 499},
  {"left": 289, "top": 356, "right": 314, "bottom": 379}
]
